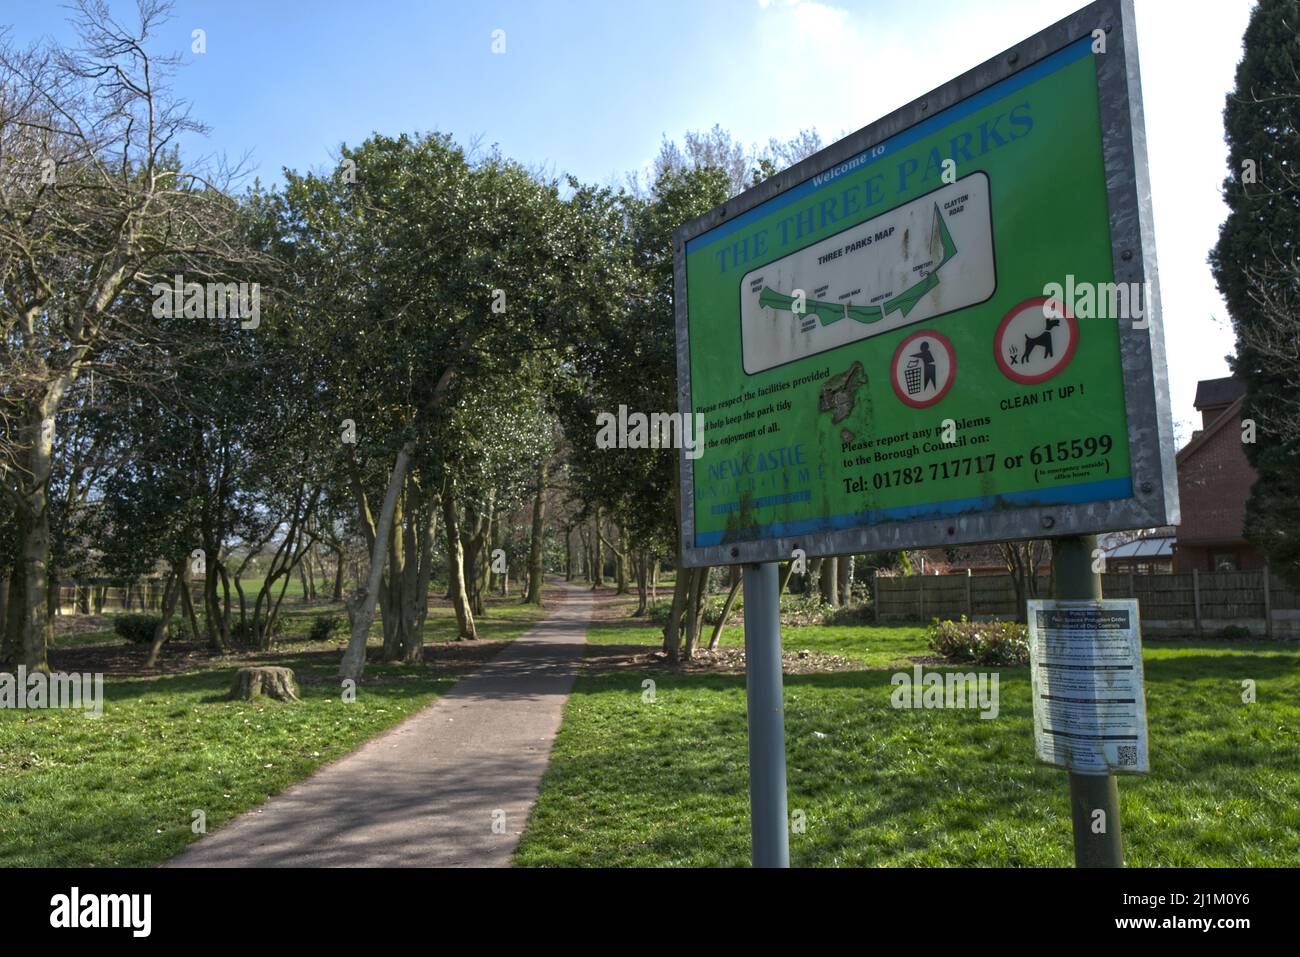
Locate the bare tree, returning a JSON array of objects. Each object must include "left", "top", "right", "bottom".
[
  {"left": 0, "top": 1, "right": 254, "bottom": 670},
  {"left": 632, "top": 125, "right": 825, "bottom": 198},
  {"left": 999, "top": 540, "right": 1049, "bottom": 623}
]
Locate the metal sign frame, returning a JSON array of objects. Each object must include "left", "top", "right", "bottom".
[{"left": 672, "top": 0, "right": 1177, "bottom": 568}]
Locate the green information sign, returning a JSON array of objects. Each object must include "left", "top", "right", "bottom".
[{"left": 673, "top": 0, "right": 1178, "bottom": 567}]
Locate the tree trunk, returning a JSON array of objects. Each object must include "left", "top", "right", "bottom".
[
  {"left": 217, "top": 561, "right": 232, "bottom": 639},
  {"left": 442, "top": 484, "right": 477, "bottom": 640},
  {"left": 234, "top": 573, "right": 247, "bottom": 627},
  {"left": 0, "top": 572, "right": 8, "bottom": 658},
  {"left": 820, "top": 556, "right": 839, "bottom": 606},
  {"left": 382, "top": 490, "right": 407, "bottom": 661},
  {"left": 613, "top": 526, "right": 629, "bottom": 595},
  {"left": 145, "top": 569, "right": 182, "bottom": 668},
  {"left": 662, "top": 568, "right": 692, "bottom": 665},
  {"left": 401, "top": 491, "right": 438, "bottom": 664},
  {"left": 200, "top": 534, "right": 228, "bottom": 652},
  {"left": 18, "top": 509, "right": 52, "bottom": 670},
  {"left": 1, "top": 561, "right": 22, "bottom": 664},
  {"left": 179, "top": 572, "right": 202, "bottom": 642},
  {"left": 525, "top": 458, "right": 547, "bottom": 604},
  {"left": 306, "top": 553, "right": 318, "bottom": 600},
  {"left": 19, "top": 493, "right": 53, "bottom": 673},
  {"left": 475, "top": 495, "right": 495, "bottom": 614},
  {"left": 15, "top": 391, "right": 66, "bottom": 673},
  {"left": 709, "top": 569, "right": 742, "bottom": 651},
  {"left": 633, "top": 551, "right": 648, "bottom": 616},
  {"left": 339, "top": 442, "right": 414, "bottom": 680},
  {"left": 778, "top": 559, "right": 796, "bottom": 594},
  {"left": 591, "top": 510, "right": 604, "bottom": 588},
  {"left": 683, "top": 567, "right": 708, "bottom": 661},
  {"left": 332, "top": 545, "right": 346, "bottom": 600}
]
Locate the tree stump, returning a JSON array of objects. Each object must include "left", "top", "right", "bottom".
[{"left": 228, "top": 666, "right": 300, "bottom": 702}]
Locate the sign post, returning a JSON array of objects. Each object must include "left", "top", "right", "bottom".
[
  {"left": 671, "top": 0, "right": 1174, "bottom": 867},
  {"left": 742, "top": 562, "right": 789, "bottom": 867},
  {"left": 1051, "top": 534, "right": 1125, "bottom": 867}
]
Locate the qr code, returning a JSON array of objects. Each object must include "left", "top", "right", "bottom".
[{"left": 1117, "top": 745, "right": 1138, "bottom": 767}]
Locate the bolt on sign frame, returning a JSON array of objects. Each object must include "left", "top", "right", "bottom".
[{"left": 673, "top": 0, "right": 1177, "bottom": 568}]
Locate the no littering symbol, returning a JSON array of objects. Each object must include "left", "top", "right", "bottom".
[{"left": 890, "top": 330, "right": 956, "bottom": 409}]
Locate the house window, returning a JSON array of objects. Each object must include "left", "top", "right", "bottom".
[{"left": 1212, "top": 552, "right": 1238, "bottom": 572}]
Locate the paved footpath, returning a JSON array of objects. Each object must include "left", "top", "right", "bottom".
[{"left": 167, "top": 583, "right": 591, "bottom": 867}]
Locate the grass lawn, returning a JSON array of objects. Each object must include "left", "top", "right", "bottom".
[
  {"left": 0, "top": 591, "right": 551, "bottom": 867},
  {"left": 516, "top": 612, "right": 1300, "bottom": 867},
  {"left": 587, "top": 618, "right": 927, "bottom": 669}
]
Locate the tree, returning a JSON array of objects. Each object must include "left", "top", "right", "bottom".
[
  {"left": 0, "top": 1, "right": 255, "bottom": 670},
  {"left": 999, "top": 540, "right": 1049, "bottom": 623},
  {"left": 1209, "top": 0, "right": 1300, "bottom": 583},
  {"left": 562, "top": 127, "right": 825, "bottom": 661},
  {"left": 276, "top": 133, "right": 602, "bottom": 678}
]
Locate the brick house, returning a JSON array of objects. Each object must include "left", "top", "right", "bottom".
[{"left": 1173, "top": 376, "right": 1266, "bottom": 572}]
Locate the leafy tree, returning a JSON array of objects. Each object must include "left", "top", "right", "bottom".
[
  {"left": 1210, "top": 0, "right": 1300, "bottom": 583},
  {"left": 276, "top": 133, "right": 603, "bottom": 676}
]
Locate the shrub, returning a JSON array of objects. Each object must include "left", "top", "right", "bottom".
[
  {"left": 1214, "top": 624, "right": 1252, "bottom": 640},
  {"left": 702, "top": 590, "right": 742, "bottom": 625},
  {"left": 113, "top": 613, "right": 164, "bottom": 644},
  {"left": 824, "top": 602, "right": 874, "bottom": 626},
  {"left": 927, "top": 616, "right": 1029, "bottom": 665},
  {"left": 309, "top": 615, "right": 345, "bottom": 643},
  {"left": 645, "top": 599, "right": 674, "bottom": 626}
]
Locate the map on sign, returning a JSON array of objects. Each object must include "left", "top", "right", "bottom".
[
  {"left": 740, "top": 174, "right": 995, "bottom": 374},
  {"left": 673, "top": 0, "right": 1177, "bottom": 566}
]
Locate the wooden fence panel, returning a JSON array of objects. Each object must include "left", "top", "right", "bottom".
[
  {"left": 1198, "top": 570, "right": 1266, "bottom": 619},
  {"left": 873, "top": 569, "right": 1294, "bottom": 632}
]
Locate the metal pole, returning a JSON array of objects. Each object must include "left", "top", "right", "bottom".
[
  {"left": 742, "top": 561, "right": 789, "bottom": 867},
  {"left": 1053, "top": 534, "right": 1124, "bottom": 868}
]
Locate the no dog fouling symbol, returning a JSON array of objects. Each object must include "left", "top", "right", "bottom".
[{"left": 996, "top": 296, "right": 1078, "bottom": 385}]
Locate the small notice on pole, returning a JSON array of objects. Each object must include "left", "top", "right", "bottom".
[{"left": 1027, "top": 599, "right": 1149, "bottom": 775}]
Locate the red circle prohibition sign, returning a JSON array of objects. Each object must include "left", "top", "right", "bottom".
[
  {"left": 891, "top": 329, "right": 956, "bottom": 409},
  {"left": 994, "top": 296, "right": 1079, "bottom": 385}
]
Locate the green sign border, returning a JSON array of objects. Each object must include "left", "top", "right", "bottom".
[{"left": 672, "top": 0, "right": 1178, "bottom": 568}]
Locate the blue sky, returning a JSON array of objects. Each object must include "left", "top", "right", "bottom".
[{"left": 2, "top": 0, "right": 1257, "bottom": 435}]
